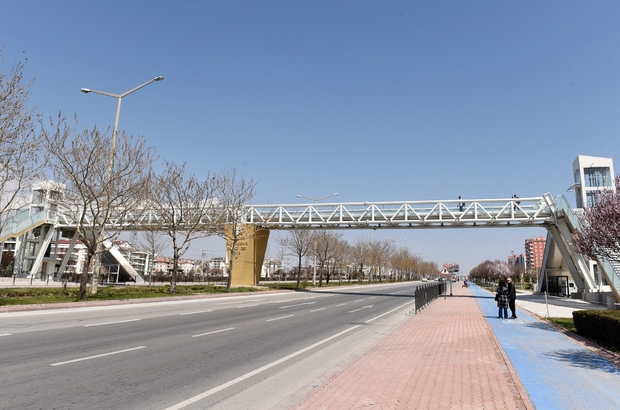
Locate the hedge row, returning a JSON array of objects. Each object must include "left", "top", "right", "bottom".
[{"left": 573, "top": 310, "right": 620, "bottom": 350}]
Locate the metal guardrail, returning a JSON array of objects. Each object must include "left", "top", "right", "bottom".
[{"left": 415, "top": 282, "right": 445, "bottom": 313}]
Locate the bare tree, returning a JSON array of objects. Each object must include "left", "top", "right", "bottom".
[
  {"left": 390, "top": 246, "right": 410, "bottom": 281},
  {"left": 134, "top": 229, "right": 167, "bottom": 286},
  {"left": 372, "top": 239, "right": 396, "bottom": 283},
  {"left": 151, "top": 161, "right": 218, "bottom": 294},
  {"left": 315, "top": 231, "right": 343, "bottom": 286},
  {"left": 350, "top": 237, "right": 372, "bottom": 283},
  {"left": 278, "top": 230, "right": 314, "bottom": 288},
  {"left": 42, "top": 116, "right": 155, "bottom": 300},
  {"left": 0, "top": 47, "right": 43, "bottom": 231},
  {"left": 275, "top": 246, "right": 288, "bottom": 281},
  {"left": 332, "top": 237, "right": 351, "bottom": 285},
  {"left": 213, "top": 168, "right": 257, "bottom": 292}
]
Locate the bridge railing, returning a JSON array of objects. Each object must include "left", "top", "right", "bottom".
[
  {"left": 0, "top": 208, "right": 57, "bottom": 242},
  {"left": 245, "top": 196, "right": 555, "bottom": 229},
  {"left": 16, "top": 195, "right": 556, "bottom": 232}
]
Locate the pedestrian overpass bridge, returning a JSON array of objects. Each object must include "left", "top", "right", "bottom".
[{"left": 2, "top": 190, "right": 619, "bottom": 305}]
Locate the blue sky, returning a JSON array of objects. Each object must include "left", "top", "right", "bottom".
[{"left": 3, "top": 1, "right": 620, "bottom": 273}]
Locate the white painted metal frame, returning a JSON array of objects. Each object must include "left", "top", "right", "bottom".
[
  {"left": 245, "top": 195, "right": 556, "bottom": 230},
  {"left": 1, "top": 195, "right": 556, "bottom": 235}
]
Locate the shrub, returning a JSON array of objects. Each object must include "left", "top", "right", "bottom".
[{"left": 573, "top": 309, "right": 620, "bottom": 350}]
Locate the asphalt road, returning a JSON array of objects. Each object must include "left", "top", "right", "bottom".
[{"left": 0, "top": 282, "right": 420, "bottom": 410}]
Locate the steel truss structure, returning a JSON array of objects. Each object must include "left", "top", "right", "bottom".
[{"left": 245, "top": 194, "right": 557, "bottom": 230}]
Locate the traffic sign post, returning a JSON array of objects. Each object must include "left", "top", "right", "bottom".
[{"left": 442, "top": 263, "right": 459, "bottom": 296}]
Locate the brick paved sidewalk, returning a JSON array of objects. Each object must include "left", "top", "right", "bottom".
[{"left": 292, "top": 285, "right": 533, "bottom": 410}]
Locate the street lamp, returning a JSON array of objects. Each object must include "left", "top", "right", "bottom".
[
  {"left": 81, "top": 76, "right": 163, "bottom": 291},
  {"left": 296, "top": 193, "right": 338, "bottom": 203},
  {"left": 295, "top": 192, "right": 338, "bottom": 285},
  {"left": 81, "top": 76, "right": 164, "bottom": 179}
]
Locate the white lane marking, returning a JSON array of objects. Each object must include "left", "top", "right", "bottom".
[
  {"left": 335, "top": 303, "right": 347, "bottom": 307},
  {"left": 310, "top": 308, "right": 326, "bottom": 312},
  {"left": 279, "top": 302, "right": 316, "bottom": 309},
  {"left": 349, "top": 305, "right": 373, "bottom": 313},
  {"left": 353, "top": 299, "right": 364, "bottom": 303},
  {"left": 164, "top": 325, "right": 362, "bottom": 410},
  {"left": 84, "top": 318, "right": 141, "bottom": 327},
  {"left": 365, "top": 300, "right": 415, "bottom": 323},
  {"left": 50, "top": 346, "right": 146, "bottom": 366},
  {"left": 237, "top": 304, "right": 259, "bottom": 309},
  {"left": 266, "top": 315, "right": 294, "bottom": 322},
  {"left": 192, "top": 327, "right": 235, "bottom": 338},
  {"left": 217, "top": 299, "right": 262, "bottom": 305},
  {"left": 180, "top": 310, "right": 213, "bottom": 316},
  {"left": 368, "top": 296, "right": 377, "bottom": 300},
  {"left": 0, "top": 334, "right": 12, "bottom": 337}
]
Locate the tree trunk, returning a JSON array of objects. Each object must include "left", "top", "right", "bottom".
[
  {"left": 296, "top": 255, "right": 302, "bottom": 288},
  {"left": 78, "top": 252, "right": 94, "bottom": 301},
  {"left": 90, "top": 248, "right": 101, "bottom": 295},
  {"left": 226, "top": 242, "right": 236, "bottom": 293},
  {"left": 170, "top": 238, "right": 179, "bottom": 295}
]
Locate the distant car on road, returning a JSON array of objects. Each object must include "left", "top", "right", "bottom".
[{"left": 421, "top": 278, "right": 428, "bottom": 282}]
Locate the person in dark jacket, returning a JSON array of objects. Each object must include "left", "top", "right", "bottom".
[
  {"left": 496, "top": 279, "right": 509, "bottom": 319},
  {"left": 507, "top": 277, "right": 517, "bottom": 319}
]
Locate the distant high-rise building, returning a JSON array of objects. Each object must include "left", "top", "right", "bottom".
[
  {"left": 508, "top": 253, "right": 525, "bottom": 269},
  {"left": 525, "top": 237, "right": 546, "bottom": 274}
]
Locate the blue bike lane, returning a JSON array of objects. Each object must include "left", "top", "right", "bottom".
[{"left": 470, "top": 283, "right": 620, "bottom": 410}]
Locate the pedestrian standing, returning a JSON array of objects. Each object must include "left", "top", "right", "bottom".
[
  {"left": 507, "top": 277, "right": 517, "bottom": 319},
  {"left": 496, "top": 279, "right": 509, "bottom": 319},
  {"left": 458, "top": 196, "right": 465, "bottom": 212},
  {"left": 512, "top": 194, "right": 520, "bottom": 211}
]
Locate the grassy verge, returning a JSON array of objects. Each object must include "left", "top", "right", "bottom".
[
  {"left": 0, "top": 279, "right": 397, "bottom": 305},
  {"left": 0, "top": 284, "right": 264, "bottom": 306},
  {"left": 547, "top": 317, "right": 577, "bottom": 332}
]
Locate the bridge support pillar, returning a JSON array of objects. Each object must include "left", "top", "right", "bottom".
[{"left": 226, "top": 225, "right": 270, "bottom": 286}]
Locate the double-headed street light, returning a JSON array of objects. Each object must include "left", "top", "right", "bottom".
[
  {"left": 81, "top": 76, "right": 163, "bottom": 291},
  {"left": 81, "top": 76, "right": 164, "bottom": 177},
  {"left": 296, "top": 193, "right": 338, "bottom": 203}
]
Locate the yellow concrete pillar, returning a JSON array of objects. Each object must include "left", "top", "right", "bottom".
[{"left": 225, "top": 225, "right": 270, "bottom": 286}]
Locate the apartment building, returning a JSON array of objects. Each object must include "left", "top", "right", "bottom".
[{"left": 525, "top": 236, "right": 546, "bottom": 274}]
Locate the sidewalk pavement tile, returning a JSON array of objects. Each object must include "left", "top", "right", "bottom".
[{"left": 292, "top": 284, "right": 532, "bottom": 410}]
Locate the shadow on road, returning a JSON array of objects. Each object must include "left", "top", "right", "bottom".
[{"left": 543, "top": 348, "right": 620, "bottom": 373}]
